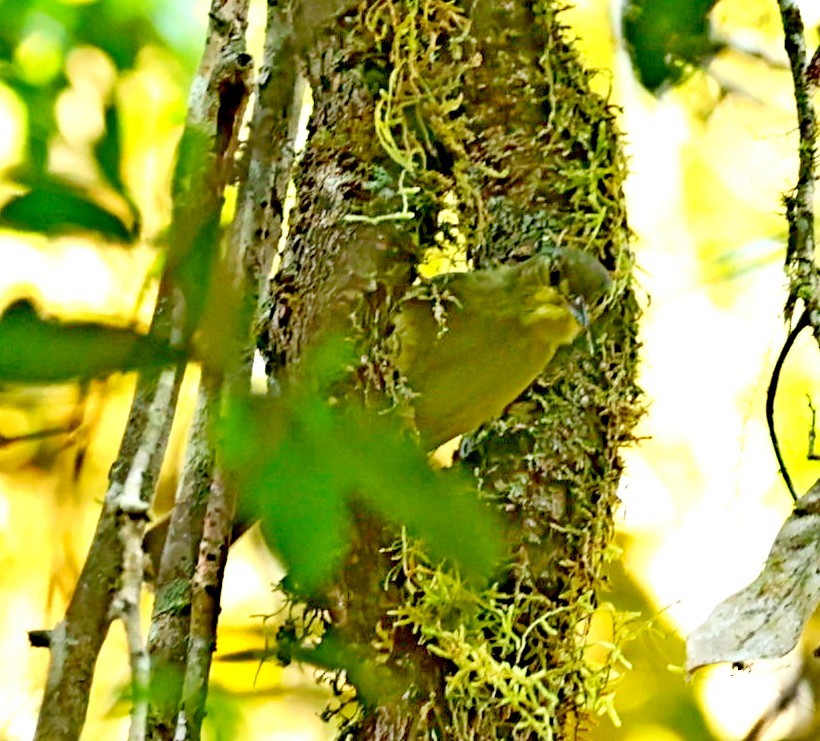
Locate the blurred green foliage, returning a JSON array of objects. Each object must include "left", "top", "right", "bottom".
[
  {"left": 0, "top": 0, "right": 218, "bottom": 379},
  {"left": 623, "top": 0, "right": 719, "bottom": 92},
  {"left": 590, "top": 546, "right": 718, "bottom": 740},
  {"left": 220, "top": 337, "right": 504, "bottom": 595},
  {"left": 0, "top": 176, "right": 136, "bottom": 240},
  {"left": 111, "top": 672, "right": 245, "bottom": 741},
  {"left": 0, "top": 0, "right": 201, "bottom": 241},
  {"left": 0, "top": 0, "right": 200, "bottom": 171},
  {"left": 277, "top": 625, "right": 403, "bottom": 709},
  {"left": 0, "top": 299, "right": 182, "bottom": 382}
]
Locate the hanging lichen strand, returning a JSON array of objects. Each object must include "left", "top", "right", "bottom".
[
  {"left": 359, "top": 0, "right": 488, "bottom": 245},
  {"left": 344, "top": 1, "right": 640, "bottom": 738}
]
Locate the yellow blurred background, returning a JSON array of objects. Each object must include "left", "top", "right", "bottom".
[{"left": 1, "top": 0, "right": 819, "bottom": 739}]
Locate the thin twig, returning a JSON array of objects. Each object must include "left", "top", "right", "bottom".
[
  {"left": 806, "top": 395, "right": 820, "bottom": 459},
  {"left": 777, "top": 2, "right": 819, "bottom": 321},
  {"left": 766, "top": 309, "right": 810, "bottom": 501},
  {"left": 771, "top": 2, "right": 820, "bottom": 507},
  {"left": 141, "top": 0, "right": 252, "bottom": 737},
  {"left": 34, "top": 348, "right": 185, "bottom": 741},
  {"left": 230, "top": 1, "right": 301, "bottom": 308},
  {"left": 145, "top": 382, "right": 216, "bottom": 737},
  {"left": 163, "top": 3, "right": 304, "bottom": 735},
  {"left": 113, "top": 517, "right": 152, "bottom": 741},
  {"left": 175, "top": 467, "right": 233, "bottom": 741}
]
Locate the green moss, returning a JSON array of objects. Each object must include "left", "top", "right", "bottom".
[
  {"left": 154, "top": 578, "right": 192, "bottom": 617},
  {"left": 295, "top": 1, "right": 643, "bottom": 737}
]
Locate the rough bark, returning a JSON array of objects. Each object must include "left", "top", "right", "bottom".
[{"left": 259, "top": 1, "right": 641, "bottom": 739}]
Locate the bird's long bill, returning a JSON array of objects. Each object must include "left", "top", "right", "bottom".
[
  {"left": 568, "top": 296, "right": 590, "bottom": 328},
  {"left": 569, "top": 296, "right": 596, "bottom": 353}
]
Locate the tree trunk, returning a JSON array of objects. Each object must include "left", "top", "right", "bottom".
[{"left": 260, "top": 1, "right": 641, "bottom": 739}]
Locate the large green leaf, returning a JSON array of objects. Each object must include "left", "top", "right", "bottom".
[
  {"left": 0, "top": 300, "right": 182, "bottom": 383},
  {"left": 220, "top": 340, "right": 504, "bottom": 595},
  {"left": 622, "top": 0, "right": 719, "bottom": 92},
  {"left": 0, "top": 179, "right": 137, "bottom": 242}
]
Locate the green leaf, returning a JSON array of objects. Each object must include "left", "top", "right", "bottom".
[
  {"left": 256, "top": 401, "right": 356, "bottom": 593},
  {"left": 622, "top": 0, "right": 719, "bottom": 92},
  {"left": 347, "top": 405, "right": 503, "bottom": 582},
  {"left": 224, "top": 393, "right": 354, "bottom": 594},
  {"left": 0, "top": 300, "right": 182, "bottom": 383},
  {"left": 220, "top": 338, "right": 503, "bottom": 595},
  {"left": 0, "top": 180, "right": 136, "bottom": 242}
]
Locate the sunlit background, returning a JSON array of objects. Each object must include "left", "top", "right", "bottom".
[{"left": 1, "top": 0, "right": 819, "bottom": 739}]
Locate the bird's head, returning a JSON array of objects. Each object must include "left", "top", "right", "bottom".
[{"left": 519, "top": 246, "right": 612, "bottom": 330}]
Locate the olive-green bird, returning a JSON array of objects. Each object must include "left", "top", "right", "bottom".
[
  {"left": 394, "top": 247, "right": 612, "bottom": 448},
  {"left": 144, "top": 247, "right": 610, "bottom": 570}
]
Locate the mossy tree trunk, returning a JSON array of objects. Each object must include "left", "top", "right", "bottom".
[{"left": 261, "top": 1, "right": 641, "bottom": 739}]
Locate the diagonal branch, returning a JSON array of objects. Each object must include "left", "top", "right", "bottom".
[
  {"left": 768, "top": 2, "right": 820, "bottom": 502},
  {"left": 146, "top": 1, "right": 304, "bottom": 737},
  {"left": 33, "top": 1, "right": 251, "bottom": 738},
  {"left": 33, "top": 323, "right": 186, "bottom": 741},
  {"left": 777, "top": 2, "right": 820, "bottom": 321}
]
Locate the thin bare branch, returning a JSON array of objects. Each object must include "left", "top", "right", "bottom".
[
  {"left": 769, "top": 2, "right": 820, "bottom": 503},
  {"left": 115, "top": 517, "right": 152, "bottom": 741},
  {"left": 174, "top": 466, "right": 234, "bottom": 741},
  {"left": 231, "top": 0, "right": 301, "bottom": 307},
  {"left": 160, "top": 5, "right": 306, "bottom": 734},
  {"left": 766, "top": 309, "right": 810, "bottom": 501},
  {"left": 34, "top": 364, "right": 186, "bottom": 741},
  {"left": 143, "top": 0, "right": 252, "bottom": 736},
  {"left": 34, "top": 0, "right": 251, "bottom": 737},
  {"left": 777, "top": 1, "right": 820, "bottom": 321},
  {"left": 146, "top": 383, "right": 216, "bottom": 739}
]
